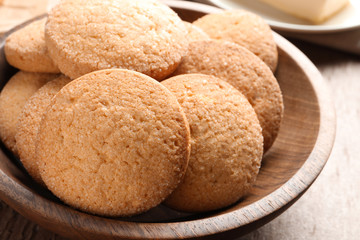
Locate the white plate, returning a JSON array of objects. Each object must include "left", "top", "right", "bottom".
[{"left": 207, "top": 0, "right": 360, "bottom": 33}]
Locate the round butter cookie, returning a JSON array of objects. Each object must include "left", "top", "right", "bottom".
[
  {"left": 16, "top": 75, "right": 71, "bottom": 184},
  {"left": 183, "top": 21, "right": 210, "bottom": 42},
  {"left": 172, "top": 40, "right": 283, "bottom": 152},
  {"left": 162, "top": 74, "right": 263, "bottom": 212},
  {"left": 0, "top": 71, "right": 57, "bottom": 155},
  {"left": 45, "top": 0, "right": 189, "bottom": 80},
  {"left": 36, "top": 69, "right": 190, "bottom": 217},
  {"left": 5, "top": 18, "right": 60, "bottom": 73},
  {"left": 193, "top": 10, "right": 278, "bottom": 72}
]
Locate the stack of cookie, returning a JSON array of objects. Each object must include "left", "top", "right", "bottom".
[{"left": 0, "top": 0, "right": 283, "bottom": 216}]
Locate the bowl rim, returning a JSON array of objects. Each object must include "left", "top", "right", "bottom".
[{"left": 0, "top": 1, "right": 336, "bottom": 239}]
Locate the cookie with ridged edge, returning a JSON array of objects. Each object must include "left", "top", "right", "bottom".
[
  {"left": 36, "top": 69, "right": 190, "bottom": 216},
  {"left": 172, "top": 40, "right": 283, "bottom": 152},
  {"left": 45, "top": 0, "right": 189, "bottom": 80},
  {"left": 162, "top": 73, "right": 263, "bottom": 212},
  {"left": 0, "top": 71, "right": 58, "bottom": 155},
  {"left": 193, "top": 10, "right": 278, "bottom": 72},
  {"left": 5, "top": 18, "right": 60, "bottom": 73},
  {"left": 16, "top": 75, "right": 71, "bottom": 185}
]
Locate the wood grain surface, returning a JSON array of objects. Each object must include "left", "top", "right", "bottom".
[
  {"left": 239, "top": 40, "right": 360, "bottom": 240},
  {"left": 0, "top": 1, "right": 358, "bottom": 240}
]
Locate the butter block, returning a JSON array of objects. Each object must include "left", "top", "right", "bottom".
[{"left": 259, "top": 0, "right": 349, "bottom": 23}]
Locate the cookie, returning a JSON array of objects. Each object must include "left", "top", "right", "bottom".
[
  {"left": 193, "top": 10, "right": 278, "bottom": 72},
  {"left": 4, "top": 18, "right": 60, "bottom": 73},
  {"left": 162, "top": 74, "right": 263, "bottom": 212},
  {"left": 36, "top": 69, "right": 190, "bottom": 216},
  {"left": 0, "top": 71, "right": 57, "bottom": 155},
  {"left": 172, "top": 40, "right": 283, "bottom": 152},
  {"left": 15, "top": 75, "right": 71, "bottom": 184},
  {"left": 183, "top": 21, "right": 210, "bottom": 42},
  {"left": 45, "top": 0, "right": 189, "bottom": 80}
]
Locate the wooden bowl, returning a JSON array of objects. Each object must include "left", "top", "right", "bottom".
[{"left": 0, "top": 1, "right": 336, "bottom": 239}]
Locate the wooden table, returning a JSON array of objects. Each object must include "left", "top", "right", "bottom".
[
  {"left": 1, "top": 36, "right": 359, "bottom": 240},
  {"left": 240, "top": 39, "right": 360, "bottom": 240}
]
